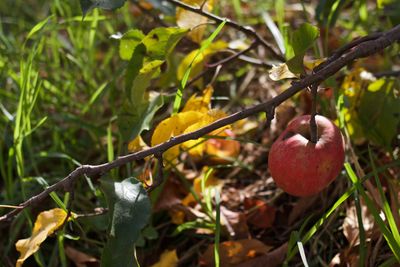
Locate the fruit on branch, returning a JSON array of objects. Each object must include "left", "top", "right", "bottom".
[{"left": 268, "top": 115, "right": 345, "bottom": 197}]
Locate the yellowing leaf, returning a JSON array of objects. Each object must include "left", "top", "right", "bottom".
[
  {"left": 151, "top": 111, "right": 203, "bottom": 163},
  {"left": 182, "top": 85, "right": 213, "bottom": 113},
  {"left": 151, "top": 86, "right": 236, "bottom": 164},
  {"left": 16, "top": 208, "right": 74, "bottom": 267},
  {"left": 303, "top": 57, "right": 326, "bottom": 70},
  {"left": 268, "top": 63, "right": 298, "bottom": 81},
  {"left": 177, "top": 40, "right": 227, "bottom": 81},
  {"left": 368, "top": 78, "right": 385, "bottom": 92},
  {"left": 128, "top": 135, "right": 148, "bottom": 152},
  {"left": 176, "top": 0, "right": 214, "bottom": 43},
  {"left": 181, "top": 109, "right": 227, "bottom": 157},
  {"left": 150, "top": 249, "right": 179, "bottom": 267}
]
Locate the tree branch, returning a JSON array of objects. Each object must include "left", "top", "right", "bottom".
[
  {"left": 1, "top": 24, "right": 399, "bottom": 223},
  {"left": 165, "top": 0, "right": 285, "bottom": 62}
]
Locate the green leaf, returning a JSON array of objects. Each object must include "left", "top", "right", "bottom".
[
  {"left": 80, "top": 0, "right": 126, "bottom": 16},
  {"left": 285, "top": 23, "right": 319, "bottom": 73},
  {"left": 124, "top": 43, "right": 147, "bottom": 94},
  {"left": 26, "top": 15, "right": 54, "bottom": 40},
  {"left": 118, "top": 94, "right": 164, "bottom": 141},
  {"left": 142, "top": 27, "right": 188, "bottom": 60},
  {"left": 101, "top": 178, "right": 151, "bottom": 267},
  {"left": 118, "top": 28, "right": 184, "bottom": 141},
  {"left": 358, "top": 79, "right": 400, "bottom": 149},
  {"left": 119, "top": 58, "right": 164, "bottom": 140},
  {"left": 316, "top": 0, "right": 347, "bottom": 28},
  {"left": 119, "top": 27, "right": 187, "bottom": 61},
  {"left": 119, "top": 29, "right": 146, "bottom": 61},
  {"left": 173, "top": 20, "right": 226, "bottom": 113}
]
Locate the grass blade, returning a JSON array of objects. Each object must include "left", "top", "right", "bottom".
[
  {"left": 345, "top": 163, "right": 400, "bottom": 261},
  {"left": 172, "top": 20, "right": 226, "bottom": 114},
  {"left": 214, "top": 188, "right": 221, "bottom": 267}
]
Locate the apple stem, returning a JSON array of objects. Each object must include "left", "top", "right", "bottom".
[
  {"left": 310, "top": 84, "right": 319, "bottom": 143},
  {"left": 265, "top": 105, "right": 276, "bottom": 129}
]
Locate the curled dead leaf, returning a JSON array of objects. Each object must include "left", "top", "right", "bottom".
[
  {"left": 268, "top": 63, "right": 298, "bottom": 81},
  {"left": 15, "top": 208, "right": 75, "bottom": 267}
]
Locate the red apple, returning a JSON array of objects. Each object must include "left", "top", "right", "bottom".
[{"left": 268, "top": 115, "right": 345, "bottom": 197}]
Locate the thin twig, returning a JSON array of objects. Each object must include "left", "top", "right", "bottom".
[
  {"left": 314, "top": 32, "right": 383, "bottom": 72},
  {"left": 206, "top": 41, "right": 257, "bottom": 68},
  {"left": 166, "top": 0, "right": 285, "bottom": 61},
  {"left": 265, "top": 105, "right": 275, "bottom": 129},
  {"left": 374, "top": 70, "right": 400, "bottom": 78},
  {"left": 1, "top": 24, "right": 400, "bottom": 222},
  {"left": 74, "top": 207, "right": 108, "bottom": 218},
  {"left": 147, "top": 153, "right": 165, "bottom": 192}
]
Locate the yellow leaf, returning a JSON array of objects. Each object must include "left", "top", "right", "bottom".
[
  {"left": 151, "top": 111, "right": 203, "bottom": 163},
  {"left": 268, "top": 63, "right": 298, "bottom": 81},
  {"left": 176, "top": 0, "right": 214, "bottom": 43},
  {"left": 127, "top": 135, "right": 148, "bottom": 152},
  {"left": 182, "top": 85, "right": 213, "bottom": 113},
  {"left": 177, "top": 40, "right": 228, "bottom": 81},
  {"left": 150, "top": 249, "right": 179, "bottom": 267},
  {"left": 303, "top": 57, "right": 326, "bottom": 70},
  {"left": 368, "top": 78, "right": 385, "bottom": 92},
  {"left": 181, "top": 109, "right": 227, "bottom": 157},
  {"left": 15, "top": 208, "right": 74, "bottom": 267}
]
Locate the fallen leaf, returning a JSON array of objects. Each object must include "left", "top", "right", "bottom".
[
  {"left": 343, "top": 200, "right": 375, "bottom": 246},
  {"left": 15, "top": 208, "right": 75, "bottom": 267},
  {"left": 288, "top": 195, "right": 318, "bottom": 225},
  {"left": 150, "top": 249, "right": 179, "bottom": 267},
  {"left": 244, "top": 198, "right": 276, "bottom": 229},
  {"left": 154, "top": 177, "right": 186, "bottom": 211},
  {"left": 200, "top": 239, "right": 272, "bottom": 267},
  {"left": 235, "top": 242, "right": 288, "bottom": 267},
  {"left": 220, "top": 206, "right": 250, "bottom": 239},
  {"left": 176, "top": 0, "right": 214, "bottom": 43},
  {"left": 65, "top": 246, "right": 99, "bottom": 267}
]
